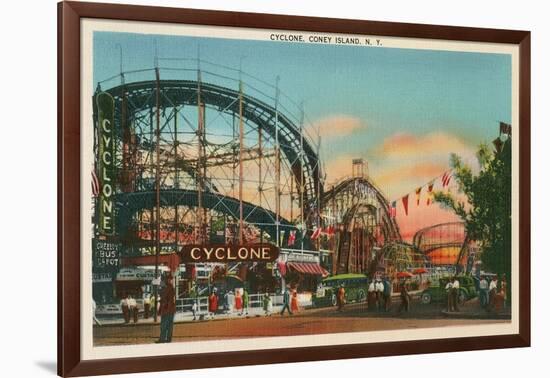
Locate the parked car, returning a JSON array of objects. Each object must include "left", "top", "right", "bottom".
[
  {"left": 420, "top": 275, "right": 477, "bottom": 305},
  {"left": 313, "top": 273, "right": 368, "bottom": 307}
]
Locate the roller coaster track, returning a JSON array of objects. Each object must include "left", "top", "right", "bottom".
[
  {"left": 321, "top": 176, "right": 401, "bottom": 274},
  {"left": 323, "top": 176, "right": 401, "bottom": 239},
  {"left": 105, "top": 79, "right": 323, "bottom": 217},
  {"left": 115, "top": 189, "right": 297, "bottom": 243}
]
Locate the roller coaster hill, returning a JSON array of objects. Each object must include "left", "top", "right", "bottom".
[{"left": 91, "top": 59, "right": 471, "bottom": 302}]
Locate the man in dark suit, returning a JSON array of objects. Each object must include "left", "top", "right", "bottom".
[
  {"left": 156, "top": 274, "right": 176, "bottom": 343},
  {"left": 280, "top": 286, "right": 293, "bottom": 316}
]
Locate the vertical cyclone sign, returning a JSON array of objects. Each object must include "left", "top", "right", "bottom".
[{"left": 97, "top": 92, "right": 116, "bottom": 235}]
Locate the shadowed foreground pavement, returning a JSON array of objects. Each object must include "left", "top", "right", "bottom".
[{"left": 94, "top": 301, "right": 510, "bottom": 346}]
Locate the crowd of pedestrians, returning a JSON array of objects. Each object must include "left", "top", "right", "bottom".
[
  {"left": 479, "top": 274, "right": 508, "bottom": 313},
  {"left": 366, "top": 276, "right": 394, "bottom": 312}
]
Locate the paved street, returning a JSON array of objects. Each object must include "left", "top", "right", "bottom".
[{"left": 94, "top": 299, "right": 510, "bottom": 346}]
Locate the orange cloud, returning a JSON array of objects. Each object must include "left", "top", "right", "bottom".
[
  {"left": 308, "top": 115, "right": 365, "bottom": 139},
  {"left": 367, "top": 131, "right": 477, "bottom": 199},
  {"left": 370, "top": 161, "right": 448, "bottom": 200},
  {"left": 375, "top": 131, "right": 472, "bottom": 159},
  {"left": 374, "top": 161, "right": 447, "bottom": 186},
  {"left": 323, "top": 154, "right": 358, "bottom": 184}
]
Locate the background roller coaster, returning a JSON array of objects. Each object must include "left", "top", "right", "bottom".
[{"left": 92, "top": 59, "right": 410, "bottom": 277}]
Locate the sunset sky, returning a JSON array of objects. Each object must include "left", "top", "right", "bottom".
[{"left": 94, "top": 32, "right": 512, "bottom": 240}]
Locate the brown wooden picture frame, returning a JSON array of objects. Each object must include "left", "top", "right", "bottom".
[{"left": 58, "top": 1, "right": 531, "bottom": 376}]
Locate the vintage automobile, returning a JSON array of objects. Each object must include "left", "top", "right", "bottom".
[
  {"left": 313, "top": 273, "right": 368, "bottom": 307},
  {"left": 420, "top": 275, "right": 478, "bottom": 305}
]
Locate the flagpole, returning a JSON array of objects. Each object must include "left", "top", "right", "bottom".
[
  {"left": 153, "top": 64, "right": 161, "bottom": 323},
  {"left": 238, "top": 64, "right": 244, "bottom": 245},
  {"left": 274, "top": 76, "right": 280, "bottom": 248},
  {"left": 299, "top": 102, "right": 304, "bottom": 254}
]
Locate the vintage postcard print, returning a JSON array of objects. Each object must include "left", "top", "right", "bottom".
[{"left": 80, "top": 18, "right": 520, "bottom": 360}]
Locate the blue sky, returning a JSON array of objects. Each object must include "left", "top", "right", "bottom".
[{"left": 94, "top": 31, "right": 512, "bottom": 198}]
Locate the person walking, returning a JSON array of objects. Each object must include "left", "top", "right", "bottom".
[
  {"left": 375, "top": 279, "right": 384, "bottom": 312},
  {"left": 208, "top": 290, "right": 218, "bottom": 319},
  {"left": 479, "top": 277, "right": 489, "bottom": 308},
  {"left": 128, "top": 295, "right": 138, "bottom": 323},
  {"left": 291, "top": 289, "right": 299, "bottom": 313},
  {"left": 451, "top": 276, "right": 460, "bottom": 312},
  {"left": 489, "top": 276, "right": 498, "bottom": 311},
  {"left": 92, "top": 299, "right": 101, "bottom": 326},
  {"left": 234, "top": 289, "right": 242, "bottom": 313},
  {"left": 157, "top": 274, "right": 176, "bottom": 343},
  {"left": 501, "top": 274, "right": 508, "bottom": 309},
  {"left": 336, "top": 284, "right": 346, "bottom": 312},
  {"left": 280, "top": 287, "right": 293, "bottom": 316},
  {"left": 262, "top": 292, "right": 272, "bottom": 316},
  {"left": 120, "top": 295, "right": 130, "bottom": 324},
  {"left": 367, "top": 280, "right": 377, "bottom": 311},
  {"left": 143, "top": 293, "right": 151, "bottom": 319},
  {"left": 398, "top": 281, "right": 411, "bottom": 313},
  {"left": 445, "top": 278, "right": 453, "bottom": 312},
  {"left": 226, "top": 289, "right": 235, "bottom": 314},
  {"left": 383, "top": 276, "right": 392, "bottom": 312},
  {"left": 191, "top": 298, "right": 198, "bottom": 321},
  {"left": 241, "top": 289, "right": 249, "bottom": 316}
]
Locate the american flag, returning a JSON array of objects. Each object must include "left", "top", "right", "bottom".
[
  {"left": 288, "top": 230, "right": 296, "bottom": 246},
  {"left": 441, "top": 171, "right": 452, "bottom": 187},
  {"left": 500, "top": 122, "right": 512, "bottom": 136},
  {"left": 91, "top": 170, "right": 100, "bottom": 197},
  {"left": 390, "top": 201, "right": 397, "bottom": 218},
  {"left": 310, "top": 226, "right": 322, "bottom": 240}
]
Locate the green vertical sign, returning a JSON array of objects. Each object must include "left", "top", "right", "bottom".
[{"left": 97, "top": 92, "right": 116, "bottom": 235}]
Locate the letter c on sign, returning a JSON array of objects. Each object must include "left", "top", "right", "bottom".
[
  {"left": 102, "top": 119, "right": 111, "bottom": 133},
  {"left": 215, "top": 248, "right": 225, "bottom": 260},
  {"left": 190, "top": 248, "right": 201, "bottom": 260}
]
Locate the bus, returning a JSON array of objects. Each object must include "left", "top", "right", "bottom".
[{"left": 313, "top": 273, "right": 369, "bottom": 307}]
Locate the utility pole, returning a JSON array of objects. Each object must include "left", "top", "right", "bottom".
[
  {"left": 153, "top": 67, "right": 161, "bottom": 323},
  {"left": 274, "top": 76, "right": 280, "bottom": 248},
  {"left": 174, "top": 106, "right": 179, "bottom": 252},
  {"left": 197, "top": 59, "right": 204, "bottom": 244},
  {"left": 238, "top": 79, "right": 244, "bottom": 244},
  {"left": 300, "top": 102, "right": 305, "bottom": 253}
]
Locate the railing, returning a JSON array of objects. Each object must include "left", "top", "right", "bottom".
[
  {"left": 96, "top": 292, "right": 312, "bottom": 317},
  {"left": 175, "top": 293, "right": 287, "bottom": 315}
]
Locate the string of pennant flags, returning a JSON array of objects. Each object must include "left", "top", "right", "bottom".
[
  {"left": 389, "top": 122, "right": 512, "bottom": 218},
  {"left": 390, "top": 169, "right": 454, "bottom": 218}
]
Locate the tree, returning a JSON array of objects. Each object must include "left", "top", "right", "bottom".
[{"left": 434, "top": 137, "right": 511, "bottom": 298}]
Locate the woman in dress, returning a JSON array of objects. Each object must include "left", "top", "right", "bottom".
[
  {"left": 208, "top": 290, "right": 218, "bottom": 319},
  {"left": 120, "top": 294, "right": 130, "bottom": 324},
  {"left": 291, "top": 289, "right": 299, "bottom": 313},
  {"left": 234, "top": 288, "right": 242, "bottom": 312}
]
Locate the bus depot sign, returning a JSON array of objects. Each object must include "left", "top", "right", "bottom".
[
  {"left": 180, "top": 244, "right": 279, "bottom": 263},
  {"left": 96, "top": 92, "right": 116, "bottom": 235},
  {"left": 93, "top": 239, "right": 120, "bottom": 269}
]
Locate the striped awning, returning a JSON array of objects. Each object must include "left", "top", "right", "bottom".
[{"left": 287, "top": 262, "right": 329, "bottom": 277}]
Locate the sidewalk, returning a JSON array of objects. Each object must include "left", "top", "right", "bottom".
[
  {"left": 97, "top": 305, "right": 286, "bottom": 326},
  {"left": 96, "top": 291, "right": 425, "bottom": 327}
]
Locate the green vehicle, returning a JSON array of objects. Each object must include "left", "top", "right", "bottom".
[
  {"left": 313, "top": 273, "right": 368, "bottom": 307},
  {"left": 420, "top": 275, "right": 478, "bottom": 305}
]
